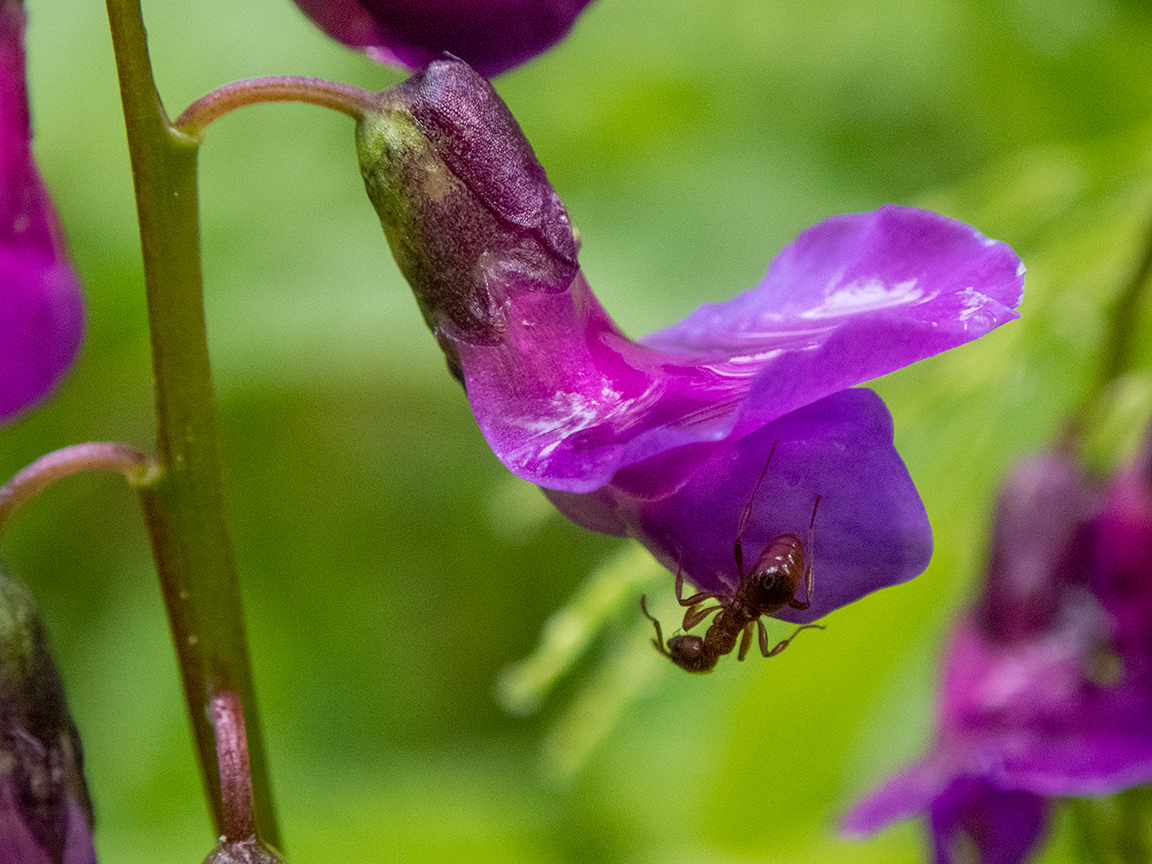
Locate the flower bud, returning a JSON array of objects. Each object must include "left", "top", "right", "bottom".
[
  {"left": 357, "top": 58, "right": 577, "bottom": 378},
  {"left": 0, "top": 564, "right": 95, "bottom": 864}
]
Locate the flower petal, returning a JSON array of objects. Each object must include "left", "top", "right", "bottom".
[
  {"left": 460, "top": 207, "right": 1022, "bottom": 492},
  {"left": 928, "top": 777, "right": 1048, "bottom": 864},
  {"left": 942, "top": 606, "right": 1152, "bottom": 797},
  {"left": 549, "top": 388, "right": 933, "bottom": 619},
  {"left": 644, "top": 205, "right": 1025, "bottom": 436},
  {"left": 1, "top": 0, "right": 83, "bottom": 423},
  {"left": 290, "top": 0, "right": 597, "bottom": 76},
  {"left": 844, "top": 766, "right": 1048, "bottom": 864},
  {"left": 841, "top": 761, "right": 954, "bottom": 836},
  {"left": 0, "top": 252, "right": 84, "bottom": 422}
]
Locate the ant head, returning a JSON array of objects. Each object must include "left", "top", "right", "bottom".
[{"left": 666, "top": 634, "right": 717, "bottom": 673}]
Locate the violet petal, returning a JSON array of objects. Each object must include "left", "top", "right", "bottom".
[
  {"left": 841, "top": 761, "right": 954, "bottom": 837},
  {"left": 549, "top": 388, "right": 933, "bottom": 619},
  {"left": 929, "top": 777, "right": 1048, "bottom": 864}
]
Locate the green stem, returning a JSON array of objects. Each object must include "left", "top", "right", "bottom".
[{"left": 104, "top": 0, "right": 279, "bottom": 846}]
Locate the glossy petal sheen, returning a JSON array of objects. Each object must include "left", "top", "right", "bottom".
[
  {"left": 291, "top": 0, "right": 596, "bottom": 76},
  {"left": 0, "top": 0, "right": 83, "bottom": 423},
  {"left": 463, "top": 206, "right": 1023, "bottom": 493}
]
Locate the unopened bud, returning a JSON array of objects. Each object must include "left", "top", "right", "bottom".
[
  {"left": 0, "top": 563, "right": 95, "bottom": 864},
  {"left": 356, "top": 57, "right": 578, "bottom": 378}
]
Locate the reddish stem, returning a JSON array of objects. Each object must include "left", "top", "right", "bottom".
[
  {"left": 212, "top": 690, "right": 256, "bottom": 842},
  {"left": 176, "top": 76, "right": 380, "bottom": 136},
  {"left": 0, "top": 442, "right": 152, "bottom": 537}
]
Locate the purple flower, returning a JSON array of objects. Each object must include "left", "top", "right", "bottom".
[
  {"left": 291, "top": 0, "right": 596, "bottom": 76},
  {"left": 0, "top": 782, "right": 95, "bottom": 864},
  {"left": 0, "top": 0, "right": 83, "bottom": 424},
  {"left": 842, "top": 449, "right": 1152, "bottom": 864},
  {"left": 358, "top": 59, "right": 1023, "bottom": 625},
  {"left": 0, "top": 566, "right": 96, "bottom": 864}
]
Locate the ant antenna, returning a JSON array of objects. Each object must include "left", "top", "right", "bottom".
[{"left": 734, "top": 440, "right": 778, "bottom": 577}]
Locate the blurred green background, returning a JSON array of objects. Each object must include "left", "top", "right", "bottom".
[{"left": 6, "top": 0, "right": 1152, "bottom": 860}]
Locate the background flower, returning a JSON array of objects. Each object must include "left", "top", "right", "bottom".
[
  {"left": 290, "top": 0, "right": 596, "bottom": 76},
  {"left": 843, "top": 449, "right": 1152, "bottom": 863},
  {"left": 0, "top": 0, "right": 82, "bottom": 424}
]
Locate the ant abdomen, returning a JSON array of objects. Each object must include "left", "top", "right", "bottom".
[{"left": 749, "top": 533, "right": 807, "bottom": 612}]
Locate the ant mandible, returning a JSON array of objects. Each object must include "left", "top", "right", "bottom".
[{"left": 640, "top": 441, "right": 825, "bottom": 673}]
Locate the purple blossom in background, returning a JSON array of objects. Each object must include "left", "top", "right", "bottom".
[
  {"left": 292, "top": 0, "right": 596, "bottom": 76},
  {"left": 843, "top": 447, "right": 1152, "bottom": 864},
  {"left": 0, "top": 566, "right": 96, "bottom": 864},
  {"left": 357, "top": 59, "right": 1024, "bottom": 622},
  {"left": 0, "top": 0, "right": 83, "bottom": 424}
]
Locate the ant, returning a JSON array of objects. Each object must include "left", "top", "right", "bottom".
[{"left": 640, "top": 442, "right": 824, "bottom": 673}]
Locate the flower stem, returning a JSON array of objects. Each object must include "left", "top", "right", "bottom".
[
  {"left": 104, "top": 0, "right": 279, "bottom": 846},
  {"left": 176, "top": 76, "right": 379, "bottom": 137},
  {"left": 0, "top": 442, "right": 152, "bottom": 537}
]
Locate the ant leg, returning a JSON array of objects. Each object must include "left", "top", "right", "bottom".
[
  {"left": 763, "top": 622, "right": 826, "bottom": 658},
  {"left": 789, "top": 494, "right": 821, "bottom": 611},
  {"left": 737, "top": 622, "right": 755, "bottom": 661},
  {"left": 683, "top": 603, "right": 722, "bottom": 631},
  {"left": 734, "top": 440, "right": 779, "bottom": 580},
  {"left": 639, "top": 595, "right": 672, "bottom": 658},
  {"left": 674, "top": 567, "right": 713, "bottom": 608}
]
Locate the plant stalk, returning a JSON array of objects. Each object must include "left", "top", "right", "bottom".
[{"left": 104, "top": 0, "right": 279, "bottom": 845}]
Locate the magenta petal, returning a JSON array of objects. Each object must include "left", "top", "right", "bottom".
[
  {"left": 942, "top": 618, "right": 1152, "bottom": 797},
  {"left": 291, "top": 0, "right": 596, "bottom": 76},
  {"left": 0, "top": 253, "right": 84, "bottom": 422},
  {"left": 1, "top": 0, "right": 83, "bottom": 424},
  {"left": 843, "top": 767, "right": 1049, "bottom": 864},
  {"left": 461, "top": 207, "right": 1022, "bottom": 492}
]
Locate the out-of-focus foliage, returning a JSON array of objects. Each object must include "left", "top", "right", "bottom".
[{"left": 2, "top": 0, "right": 1151, "bottom": 860}]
